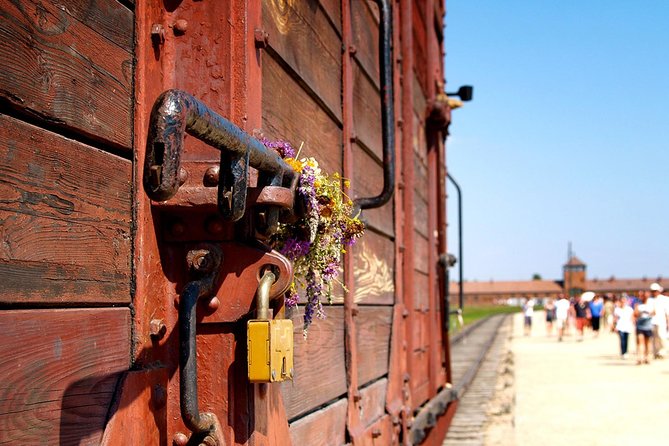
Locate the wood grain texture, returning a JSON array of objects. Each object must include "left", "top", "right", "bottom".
[
  {"left": 262, "top": 54, "right": 342, "bottom": 175},
  {"left": 413, "top": 196, "right": 429, "bottom": 239},
  {"left": 0, "top": 0, "right": 133, "bottom": 149},
  {"left": 0, "top": 308, "right": 131, "bottom": 445},
  {"left": 289, "top": 397, "right": 347, "bottom": 446},
  {"left": 351, "top": 0, "right": 379, "bottom": 88},
  {"left": 0, "top": 115, "right": 132, "bottom": 303},
  {"left": 358, "top": 378, "right": 387, "bottom": 428},
  {"left": 281, "top": 306, "right": 347, "bottom": 420},
  {"left": 413, "top": 233, "right": 429, "bottom": 274},
  {"left": 413, "top": 271, "right": 429, "bottom": 309},
  {"left": 356, "top": 306, "right": 392, "bottom": 386},
  {"left": 351, "top": 143, "right": 394, "bottom": 237},
  {"left": 352, "top": 62, "right": 382, "bottom": 161},
  {"left": 263, "top": 0, "right": 342, "bottom": 122},
  {"left": 353, "top": 230, "right": 394, "bottom": 305}
]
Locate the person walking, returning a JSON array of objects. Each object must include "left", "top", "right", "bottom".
[
  {"left": 545, "top": 298, "right": 556, "bottom": 336},
  {"left": 613, "top": 296, "right": 634, "bottom": 358},
  {"left": 589, "top": 295, "right": 604, "bottom": 337},
  {"left": 555, "top": 294, "right": 571, "bottom": 342},
  {"left": 574, "top": 293, "right": 591, "bottom": 341},
  {"left": 523, "top": 298, "right": 535, "bottom": 336},
  {"left": 634, "top": 290, "right": 655, "bottom": 365},
  {"left": 649, "top": 283, "right": 669, "bottom": 359}
]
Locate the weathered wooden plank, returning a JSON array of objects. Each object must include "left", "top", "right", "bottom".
[
  {"left": 0, "top": 308, "right": 131, "bottom": 445},
  {"left": 262, "top": 54, "right": 342, "bottom": 175},
  {"left": 319, "top": 0, "right": 341, "bottom": 33},
  {"left": 412, "top": 1, "right": 428, "bottom": 97},
  {"left": 281, "top": 306, "right": 347, "bottom": 419},
  {"left": 351, "top": 143, "right": 394, "bottom": 237},
  {"left": 359, "top": 378, "right": 387, "bottom": 428},
  {"left": 352, "top": 62, "right": 382, "bottom": 161},
  {"left": 411, "top": 349, "right": 430, "bottom": 408},
  {"left": 289, "top": 397, "right": 347, "bottom": 446},
  {"left": 354, "top": 230, "right": 394, "bottom": 305},
  {"left": 413, "top": 196, "right": 429, "bottom": 239},
  {"left": 351, "top": 0, "right": 379, "bottom": 87},
  {"left": 263, "top": 0, "right": 342, "bottom": 122},
  {"left": 357, "top": 306, "right": 392, "bottom": 385},
  {"left": 0, "top": 115, "right": 132, "bottom": 303},
  {"left": 413, "top": 271, "right": 429, "bottom": 309},
  {"left": 413, "top": 233, "right": 429, "bottom": 274},
  {"left": 0, "top": 0, "right": 133, "bottom": 149}
]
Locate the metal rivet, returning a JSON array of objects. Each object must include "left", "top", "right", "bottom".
[
  {"left": 271, "top": 369, "right": 276, "bottom": 381},
  {"left": 348, "top": 44, "right": 357, "bottom": 55},
  {"left": 205, "top": 216, "right": 224, "bottom": 235},
  {"left": 203, "top": 166, "right": 220, "bottom": 187},
  {"left": 173, "top": 432, "right": 188, "bottom": 446},
  {"left": 206, "top": 296, "right": 220, "bottom": 312},
  {"left": 372, "top": 428, "right": 382, "bottom": 438},
  {"left": 178, "top": 167, "right": 188, "bottom": 186},
  {"left": 173, "top": 19, "right": 188, "bottom": 35},
  {"left": 151, "top": 23, "right": 165, "bottom": 45},
  {"left": 353, "top": 391, "right": 362, "bottom": 402},
  {"left": 254, "top": 28, "right": 269, "bottom": 49},
  {"left": 149, "top": 319, "right": 166, "bottom": 340},
  {"left": 170, "top": 220, "right": 186, "bottom": 237}
]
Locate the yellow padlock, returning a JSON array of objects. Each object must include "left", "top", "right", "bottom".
[{"left": 247, "top": 270, "right": 294, "bottom": 383}]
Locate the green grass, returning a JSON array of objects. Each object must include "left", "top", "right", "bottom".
[{"left": 449, "top": 305, "right": 522, "bottom": 331}]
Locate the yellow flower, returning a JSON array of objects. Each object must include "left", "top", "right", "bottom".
[{"left": 285, "top": 157, "right": 304, "bottom": 173}]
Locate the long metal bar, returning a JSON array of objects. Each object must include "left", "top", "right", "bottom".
[
  {"left": 179, "top": 247, "right": 222, "bottom": 436},
  {"left": 447, "top": 173, "right": 463, "bottom": 312},
  {"left": 354, "top": 0, "right": 395, "bottom": 210},
  {"left": 144, "top": 89, "right": 297, "bottom": 202}
]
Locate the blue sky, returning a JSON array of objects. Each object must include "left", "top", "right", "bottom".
[{"left": 445, "top": 1, "right": 669, "bottom": 281}]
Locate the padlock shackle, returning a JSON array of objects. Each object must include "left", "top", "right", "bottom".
[{"left": 256, "top": 270, "right": 276, "bottom": 320}]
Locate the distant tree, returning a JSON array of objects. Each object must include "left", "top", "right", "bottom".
[{"left": 532, "top": 273, "right": 542, "bottom": 281}]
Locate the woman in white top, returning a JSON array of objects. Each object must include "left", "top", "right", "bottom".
[{"left": 613, "top": 296, "right": 634, "bottom": 358}]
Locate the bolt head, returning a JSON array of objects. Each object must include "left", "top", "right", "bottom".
[
  {"left": 203, "top": 166, "right": 220, "bottom": 187},
  {"left": 173, "top": 19, "right": 188, "bottom": 34},
  {"left": 173, "top": 432, "right": 188, "bottom": 446},
  {"left": 149, "top": 319, "right": 166, "bottom": 339},
  {"left": 206, "top": 296, "right": 220, "bottom": 312}
]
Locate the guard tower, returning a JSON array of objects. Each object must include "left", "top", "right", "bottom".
[{"left": 564, "top": 256, "right": 587, "bottom": 297}]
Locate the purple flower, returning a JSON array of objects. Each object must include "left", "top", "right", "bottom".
[
  {"left": 285, "top": 289, "right": 299, "bottom": 307},
  {"left": 261, "top": 138, "right": 296, "bottom": 158},
  {"left": 322, "top": 262, "right": 339, "bottom": 280},
  {"left": 280, "top": 238, "right": 311, "bottom": 260}
]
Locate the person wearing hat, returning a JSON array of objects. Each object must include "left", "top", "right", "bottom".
[{"left": 650, "top": 283, "right": 669, "bottom": 358}]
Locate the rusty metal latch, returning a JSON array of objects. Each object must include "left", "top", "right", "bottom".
[
  {"left": 144, "top": 89, "right": 299, "bottom": 229},
  {"left": 179, "top": 245, "right": 223, "bottom": 444}
]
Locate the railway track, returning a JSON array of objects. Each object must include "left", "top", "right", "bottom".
[{"left": 442, "top": 314, "right": 512, "bottom": 445}]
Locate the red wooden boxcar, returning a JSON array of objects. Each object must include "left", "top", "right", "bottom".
[{"left": 0, "top": 0, "right": 456, "bottom": 444}]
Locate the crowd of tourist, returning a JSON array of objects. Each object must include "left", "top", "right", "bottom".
[{"left": 522, "top": 283, "right": 669, "bottom": 365}]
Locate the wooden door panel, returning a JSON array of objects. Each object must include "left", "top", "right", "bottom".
[
  {"left": 0, "top": 115, "right": 132, "bottom": 304},
  {"left": 281, "top": 308, "right": 347, "bottom": 420},
  {"left": 354, "top": 232, "right": 395, "bottom": 305},
  {"left": 351, "top": 143, "right": 394, "bottom": 236},
  {"left": 356, "top": 306, "right": 392, "bottom": 385},
  {"left": 0, "top": 308, "right": 131, "bottom": 445},
  {"left": 263, "top": 0, "right": 343, "bottom": 122},
  {"left": 0, "top": 0, "right": 133, "bottom": 150},
  {"left": 289, "top": 398, "right": 347, "bottom": 446},
  {"left": 262, "top": 55, "right": 342, "bottom": 175}
]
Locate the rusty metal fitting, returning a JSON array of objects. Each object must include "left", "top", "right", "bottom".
[
  {"left": 403, "top": 373, "right": 411, "bottom": 383},
  {"left": 371, "top": 428, "right": 382, "bottom": 438},
  {"left": 187, "top": 249, "right": 215, "bottom": 273},
  {"left": 348, "top": 44, "right": 357, "bottom": 55},
  {"left": 151, "top": 23, "right": 165, "bottom": 45},
  {"left": 173, "top": 432, "right": 188, "bottom": 446},
  {"left": 351, "top": 306, "right": 359, "bottom": 317},
  {"left": 149, "top": 319, "right": 166, "bottom": 340},
  {"left": 254, "top": 28, "right": 269, "bottom": 49},
  {"left": 173, "top": 19, "right": 188, "bottom": 35},
  {"left": 402, "top": 308, "right": 409, "bottom": 318},
  {"left": 349, "top": 134, "right": 357, "bottom": 143},
  {"left": 203, "top": 166, "right": 220, "bottom": 187},
  {"left": 352, "top": 391, "right": 362, "bottom": 402}
]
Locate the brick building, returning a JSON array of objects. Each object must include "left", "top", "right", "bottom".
[{"left": 449, "top": 256, "right": 666, "bottom": 305}]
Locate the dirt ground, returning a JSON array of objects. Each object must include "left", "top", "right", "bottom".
[{"left": 484, "top": 312, "right": 669, "bottom": 445}]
